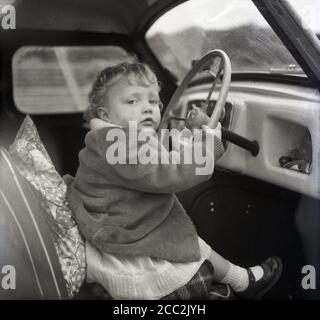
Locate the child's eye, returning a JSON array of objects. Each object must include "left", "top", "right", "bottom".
[
  {"left": 149, "top": 99, "right": 160, "bottom": 105},
  {"left": 127, "top": 99, "right": 138, "bottom": 105}
]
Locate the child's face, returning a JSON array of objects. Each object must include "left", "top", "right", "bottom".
[{"left": 100, "top": 74, "right": 161, "bottom": 130}]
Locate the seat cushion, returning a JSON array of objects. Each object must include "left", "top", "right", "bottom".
[{"left": 9, "top": 115, "right": 86, "bottom": 297}]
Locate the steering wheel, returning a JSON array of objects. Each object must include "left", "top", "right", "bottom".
[
  {"left": 158, "top": 49, "right": 231, "bottom": 131},
  {"left": 158, "top": 49, "right": 260, "bottom": 157}
]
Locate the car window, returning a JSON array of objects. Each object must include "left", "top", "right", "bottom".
[
  {"left": 146, "top": 0, "right": 320, "bottom": 81},
  {"left": 12, "top": 46, "right": 128, "bottom": 114}
]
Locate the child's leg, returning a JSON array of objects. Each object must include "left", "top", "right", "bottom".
[
  {"left": 208, "top": 249, "right": 253, "bottom": 292},
  {"left": 208, "top": 250, "right": 231, "bottom": 281},
  {"left": 208, "top": 249, "right": 280, "bottom": 297}
]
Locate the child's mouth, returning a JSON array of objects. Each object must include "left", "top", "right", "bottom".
[{"left": 141, "top": 118, "right": 155, "bottom": 126}]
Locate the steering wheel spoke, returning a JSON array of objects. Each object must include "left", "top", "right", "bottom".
[{"left": 205, "top": 61, "right": 224, "bottom": 107}]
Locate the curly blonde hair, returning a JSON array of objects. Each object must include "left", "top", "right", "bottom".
[{"left": 84, "top": 57, "right": 162, "bottom": 121}]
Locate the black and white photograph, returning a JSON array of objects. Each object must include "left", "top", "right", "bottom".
[{"left": 0, "top": 0, "right": 320, "bottom": 306}]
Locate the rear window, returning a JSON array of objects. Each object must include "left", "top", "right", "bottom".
[{"left": 12, "top": 46, "right": 128, "bottom": 114}]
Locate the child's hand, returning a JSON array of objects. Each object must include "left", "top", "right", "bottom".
[
  {"left": 171, "top": 128, "right": 193, "bottom": 151},
  {"left": 186, "top": 104, "right": 210, "bottom": 131},
  {"left": 202, "top": 122, "right": 222, "bottom": 140}
]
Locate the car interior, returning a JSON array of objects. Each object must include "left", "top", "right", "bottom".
[{"left": 0, "top": 0, "right": 320, "bottom": 300}]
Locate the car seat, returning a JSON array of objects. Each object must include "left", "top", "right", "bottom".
[{"left": 0, "top": 147, "right": 68, "bottom": 299}]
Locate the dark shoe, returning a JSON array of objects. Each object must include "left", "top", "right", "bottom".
[{"left": 237, "top": 256, "right": 283, "bottom": 300}]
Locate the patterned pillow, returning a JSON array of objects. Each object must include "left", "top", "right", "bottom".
[{"left": 9, "top": 115, "right": 86, "bottom": 297}]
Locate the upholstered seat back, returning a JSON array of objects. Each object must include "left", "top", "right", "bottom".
[{"left": 0, "top": 147, "right": 68, "bottom": 299}]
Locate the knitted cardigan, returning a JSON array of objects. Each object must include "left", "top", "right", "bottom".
[{"left": 66, "top": 121, "right": 224, "bottom": 263}]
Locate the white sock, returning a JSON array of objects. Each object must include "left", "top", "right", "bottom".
[
  {"left": 220, "top": 263, "right": 249, "bottom": 292},
  {"left": 249, "top": 266, "right": 264, "bottom": 281},
  {"left": 220, "top": 263, "right": 265, "bottom": 292}
]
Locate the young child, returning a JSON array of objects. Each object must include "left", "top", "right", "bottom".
[{"left": 66, "top": 58, "right": 282, "bottom": 300}]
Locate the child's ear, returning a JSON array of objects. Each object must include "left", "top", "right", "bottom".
[{"left": 97, "top": 107, "right": 109, "bottom": 121}]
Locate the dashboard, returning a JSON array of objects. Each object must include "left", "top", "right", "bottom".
[{"left": 182, "top": 80, "right": 320, "bottom": 199}]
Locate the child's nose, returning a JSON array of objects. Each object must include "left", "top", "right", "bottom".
[{"left": 142, "top": 102, "right": 153, "bottom": 113}]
